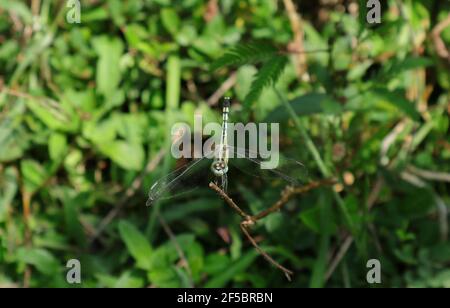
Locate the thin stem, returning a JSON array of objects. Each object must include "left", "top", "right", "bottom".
[
  {"left": 148, "top": 55, "right": 181, "bottom": 239},
  {"left": 240, "top": 223, "right": 293, "bottom": 281},
  {"left": 274, "top": 89, "right": 329, "bottom": 176},
  {"left": 253, "top": 179, "right": 335, "bottom": 221},
  {"left": 209, "top": 179, "right": 334, "bottom": 280},
  {"left": 274, "top": 88, "right": 354, "bottom": 232},
  {"left": 158, "top": 214, "right": 194, "bottom": 288}
]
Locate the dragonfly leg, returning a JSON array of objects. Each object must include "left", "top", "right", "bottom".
[{"left": 222, "top": 173, "right": 228, "bottom": 193}]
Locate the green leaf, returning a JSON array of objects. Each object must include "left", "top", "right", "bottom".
[
  {"left": 264, "top": 93, "right": 336, "bottom": 122},
  {"left": 63, "top": 193, "right": 87, "bottom": 247},
  {"left": 20, "top": 160, "right": 48, "bottom": 194},
  {"left": 204, "top": 251, "right": 258, "bottom": 288},
  {"left": 49, "top": 133, "right": 68, "bottom": 162},
  {"left": 0, "top": 0, "right": 33, "bottom": 24},
  {"left": 309, "top": 193, "right": 332, "bottom": 288},
  {"left": 98, "top": 140, "right": 144, "bottom": 171},
  {"left": 24, "top": 97, "right": 76, "bottom": 132},
  {"left": 0, "top": 116, "right": 29, "bottom": 162},
  {"left": 388, "top": 57, "right": 433, "bottom": 75},
  {"left": 118, "top": 220, "right": 152, "bottom": 270},
  {"left": 108, "top": 0, "right": 126, "bottom": 26},
  {"left": 373, "top": 88, "right": 421, "bottom": 121},
  {"left": 114, "top": 271, "right": 145, "bottom": 288},
  {"left": 300, "top": 207, "right": 321, "bottom": 233},
  {"left": 204, "top": 253, "right": 231, "bottom": 275},
  {"left": 161, "top": 8, "right": 180, "bottom": 36},
  {"left": 0, "top": 167, "right": 18, "bottom": 223},
  {"left": 244, "top": 56, "right": 288, "bottom": 106},
  {"left": 161, "top": 198, "right": 221, "bottom": 223},
  {"left": 147, "top": 267, "right": 180, "bottom": 287},
  {"left": 17, "top": 248, "right": 60, "bottom": 276},
  {"left": 92, "top": 36, "right": 124, "bottom": 97},
  {"left": 211, "top": 42, "right": 278, "bottom": 71}
]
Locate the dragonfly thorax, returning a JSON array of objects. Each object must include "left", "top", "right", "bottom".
[{"left": 211, "top": 160, "right": 228, "bottom": 177}]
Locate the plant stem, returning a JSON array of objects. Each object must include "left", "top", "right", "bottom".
[
  {"left": 147, "top": 55, "right": 181, "bottom": 238},
  {"left": 274, "top": 88, "right": 354, "bottom": 231}
]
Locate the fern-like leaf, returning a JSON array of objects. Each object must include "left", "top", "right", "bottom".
[
  {"left": 243, "top": 56, "right": 288, "bottom": 106},
  {"left": 211, "top": 42, "right": 278, "bottom": 71}
]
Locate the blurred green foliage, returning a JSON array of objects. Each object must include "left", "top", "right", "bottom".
[{"left": 0, "top": 0, "right": 449, "bottom": 288}]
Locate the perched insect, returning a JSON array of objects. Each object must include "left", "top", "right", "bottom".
[{"left": 146, "top": 97, "right": 307, "bottom": 206}]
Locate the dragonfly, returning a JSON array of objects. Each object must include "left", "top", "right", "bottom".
[{"left": 146, "top": 97, "right": 307, "bottom": 206}]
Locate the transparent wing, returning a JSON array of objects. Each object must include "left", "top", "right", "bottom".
[
  {"left": 227, "top": 145, "right": 308, "bottom": 185},
  {"left": 146, "top": 156, "right": 211, "bottom": 206}
]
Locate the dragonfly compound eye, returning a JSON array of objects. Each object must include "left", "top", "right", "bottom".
[{"left": 211, "top": 161, "right": 229, "bottom": 177}]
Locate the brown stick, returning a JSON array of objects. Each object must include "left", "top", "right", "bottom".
[
  {"left": 209, "top": 182, "right": 249, "bottom": 219},
  {"left": 21, "top": 191, "right": 32, "bottom": 288},
  {"left": 207, "top": 72, "right": 237, "bottom": 107},
  {"left": 240, "top": 222, "right": 293, "bottom": 281},
  {"left": 432, "top": 13, "right": 450, "bottom": 62},
  {"left": 253, "top": 179, "right": 336, "bottom": 221},
  {"left": 209, "top": 179, "right": 334, "bottom": 280},
  {"left": 407, "top": 165, "right": 450, "bottom": 183},
  {"left": 283, "top": 0, "right": 307, "bottom": 79}
]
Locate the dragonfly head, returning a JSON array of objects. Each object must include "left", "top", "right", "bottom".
[{"left": 211, "top": 160, "right": 228, "bottom": 177}]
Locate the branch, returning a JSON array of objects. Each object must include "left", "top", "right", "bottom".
[
  {"left": 240, "top": 222, "right": 293, "bottom": 281},
  {"left": 209, "top": 179, "right": 334, "bottom": 280},
  {"left": 282, "top": 0, "right": 308, "bottom": 79},
  {"left": 209, "top": 182, "right": 250, "bottom": 219},
  {"left": 253, "top": 179, "right": 336, "bottom": 221},
  {"left": 432, "top": 13, "right": 450, "bottom": 62},
  {"left": 406, "top": 165, "right": 450, "bottom": 183},
  {"left": 207, "top": 72, "right": 237, "bottom": 106}
]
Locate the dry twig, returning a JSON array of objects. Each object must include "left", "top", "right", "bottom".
[
  {"left": 283, "top": 0, "right": 308, "bottom": 80},
  {"left": 432, "top": 13, "right": 450, "bottom": 62},
  {"left": 209, "top": 179, "right": 335, "bottom": 280},
  {"left": 207, "top": 72, "right": 237, "bottom": 107},
  {"left": 406, "top": 165, "right": 450, "bottom": 183}
]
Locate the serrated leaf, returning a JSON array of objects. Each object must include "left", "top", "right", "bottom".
[
  {"left": 244, "top": 56, "right": 288, "bottom": 106},
  {"left": 211, "top": 42, "right": 277, "bottom": 71}
]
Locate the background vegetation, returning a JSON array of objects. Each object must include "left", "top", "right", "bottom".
[{"left": 0, "top": 0, "right": 449, "bottom": 288}]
